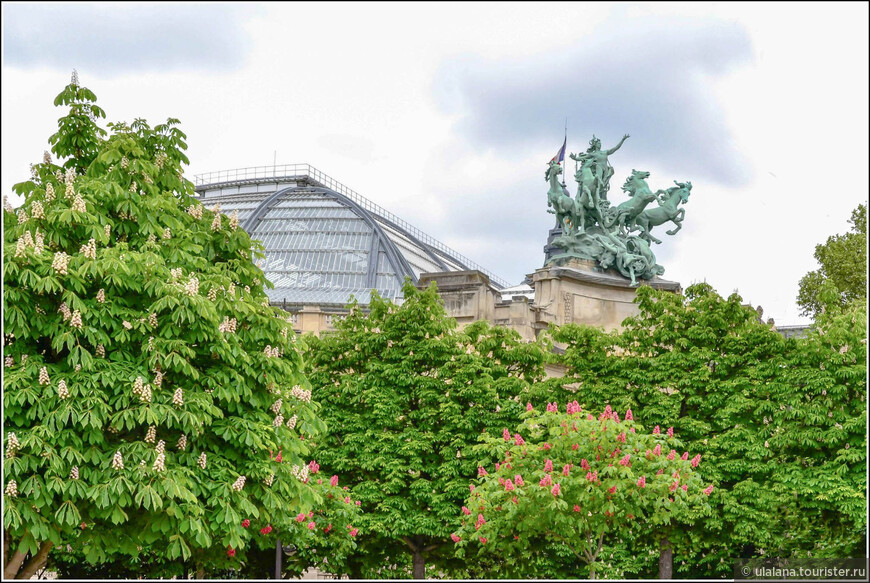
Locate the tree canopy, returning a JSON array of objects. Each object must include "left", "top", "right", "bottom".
[
  {"left": 3, "top": 72, "right": 357, "bottom": 579},
  {"left": 797, "top": 203, "right": 866, "bottom": 318},
  {"left": 303, "top": 281, "right": 547, "bottom": 578}
]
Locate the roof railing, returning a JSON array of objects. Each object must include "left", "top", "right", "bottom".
[{"left": 194, "top": 164, "right": 509, "bottom": 288}]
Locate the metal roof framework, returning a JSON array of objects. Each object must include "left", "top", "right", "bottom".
[{"left": 194, "top": 165, "right": 508, "bottom": 307}]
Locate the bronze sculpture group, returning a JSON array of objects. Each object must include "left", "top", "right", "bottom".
[{"left": 545, "top": 134, "right": 691, "bottom": 285}]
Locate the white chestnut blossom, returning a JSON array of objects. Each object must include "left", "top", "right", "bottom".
[
  {"left": 184, "top": 275, "right": 199, "bottom": 297},
  {"left": 58, "top": 302, "right": 71, "bottom": 321},
  {"left": 264, "top": 474, "right": 275, "bottom": 487},
  {"left": 153, "top": 452, "right": 166, "bottom": 472},
  {"left": 70, "top": 466, "right": 79, "bottom": 480},
  {"left": 38, "top": 366, "right": 50, "bottom": 386},
  {"left": 45, "top": 183, "right": 55, "bottom": 202},
  {"left": 207, "top": 287, "right": 217, "bottom": 302},
  {"left": 219, "top": 317, "right": 237, "bottom": 333},
  {"left": 6, "top": 433, "right": 20, "bottom": 458},
  {"left": 57, "top": 380, "right": 70, "bottom": 400},
  {"left": 231, "top": 475, "right": 246, "bottom": 492},
  {"left": 290, "top": 465, "right": 310, "bottom": 482},
  {"left": 172, "top": 388, "right": 183, "bottom": 407},
  {"left": 139, "top": 384, "right": 152, "bottom": 403},
  {"left": 5, "top": 480, "right": 18, "bottom": 497},
  {"left": 271, "top": 399, "right": 283, "bottom": 414},
  {"left": 79, "top": 238, "right": 96, "bottom": 259},
  {"left": 229, "top": 210, "right": 239, "bottom": 231},
  {"left": 210, "top": 206, "right": 222, "bottom": 231},
  {"left": 187, "top": 204, "right": 203, "bottom": 219},
  {"left": 148, "top": 312, "right": 158, "bottom": 328},
  {"left": 290, "top": 385, "right": 312, "bottom": 403},
  {"left": 198, "top": 452, "right": 207, "bottom": 469},
  {"left": 177, "top": 434, "right": 187, "bottom": 451},
  {"left": 17, "top": 209, "right": 27, "bottom": 224},
  {"left": 286, "top": 415, "right": 297, "bottom": 429},
  {"left": 145, "top": 425, "right": 156, "bottom": 444},
  {"left": 96, "top": 344, "right": 105, "bottom": 358},
  {"left": 51, "top": 251, "right": 70, "bottom": 275},
  {"left": 112, "top": 451, "right": 124, "bottom": 470},
  {"left": 104, "top": 224, "right": 111, "bottom": 239},
  {"left": 155, "top": 440, "right": 166, "bottom": 454},
  {"left": 70, "top": 310, "right": 83, "bottom": 330},
  {"left": 96, "top": 289, "right": 106, "bottom": 303},
  {"left": 4, "top": 356, "right": 13, "bottom": 368},
  {"left": 31, "top": 201, "right": 44, "bottom": 219},
  {"left": 273, "top": 415, "right": 284, "bottom": 427},
  {"left": 34, "top": 230, "right": 44, "bottom": 255},
  {"left": 162, "top": 227, "right": 171, "bottom": 240},
  {"left": 153, "top": 371, "right": 163, "bottom": 388},
  {"left": 122, "top": 321, "right": 133, "bottom": 330},
  {"left": 71, "top": 193, "right": 86, "bottom": 213}
]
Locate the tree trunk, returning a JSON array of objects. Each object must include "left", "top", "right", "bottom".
[
  {"left": 658, "top": 537, "right": 673, "bottom": 579},
  {"left": 412, "top": 549, "right": 425, "bottom": 579},
  {"left": 4, "top": 546, "right": 27, "bottom": 580},
  {"left": 196, "top": 565, "right": 205, "bottom": 579},
  {"left": 15, "top": 541, "right": 54, "bottom": 580}
]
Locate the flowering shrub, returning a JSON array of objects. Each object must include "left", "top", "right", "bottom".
[
  {"left": 1, "top": 73, "right": 327, "bottom": 578},
  {"left": 453, "top": 404, "right": 712, "bottom": 578}
]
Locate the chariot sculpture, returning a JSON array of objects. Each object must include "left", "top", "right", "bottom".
[{"left": 545, "top": 134, "right": 691, "bottom": 285}]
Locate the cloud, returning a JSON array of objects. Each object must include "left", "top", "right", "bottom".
[
  {"left": 433, "top": 13, "right": 754, "bottom": 187},
  {"left": 3, "top": 4, "right": 255, "bottom": 75}
]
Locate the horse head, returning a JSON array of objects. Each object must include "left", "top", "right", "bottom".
[
  {"left": 545, "top": 161, "right": 563, "bottom": 182},
  {"left": 673, "top": 180, "right": 692, "bottom": 202},
  {"left": 622, "top": 169, "right": 651, "bottom": 194}
]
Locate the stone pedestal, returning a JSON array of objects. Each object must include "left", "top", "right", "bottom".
[{"left": 530, "top": 260, "right": 681, "bottom": 332}]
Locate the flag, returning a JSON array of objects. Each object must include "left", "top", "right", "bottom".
[{"left": 550, "top": 136, "right": 567, "bottom": 165}]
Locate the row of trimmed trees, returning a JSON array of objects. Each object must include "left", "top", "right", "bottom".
[{"left": 3, "top": 74, "right": 866, "bottom": 578}]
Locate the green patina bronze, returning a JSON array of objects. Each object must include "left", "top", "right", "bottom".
[{"left": 545, "top": 134, "right": 691, "bottom": 285}]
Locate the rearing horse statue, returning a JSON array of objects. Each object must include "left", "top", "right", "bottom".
[
  {"left": 546, "top": 161, "right": 581, "bottom": 234},
  {"left": 629, "top": 180, "right": 691, "bottom": 244},
  {"left": 603, "top": 169, "right": 657, "bottom": 231}
]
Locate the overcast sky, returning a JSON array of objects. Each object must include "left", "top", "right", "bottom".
[{"left": 3, "top": 2, "right": 868, "bottom": 325}]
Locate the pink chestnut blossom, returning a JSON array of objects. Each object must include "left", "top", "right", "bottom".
[
  {"left": 330, "top": 475, "right": 339, "bottom": 487},
  {"left": 478, "top": 466, "right": 488, "bottom": 477},
  {"left": 308, "top": 460, "right": 320, "bottom": 474},
  {"left": 580, "top": 459, "right": 590, "bottom": 470},
  {"left": 504, "top": 479, "right": 515, "bottom": 492},
  {"left": 587, "top": 414, "right": 594, "bottom": 421},
  {"left": 625, "top": 409, "right": 633, "bottom": 421},
  {"left": 451, "top": 533, "right": 461, "bottom": 543},
  {"left": 667, "top": 426, "right": 674, "bottom": 438},
  {"left": 514, "top": 475, "right": 524, "bottom": 486},
  {"left": 539, "top": 474, "right": 552, "bottom": 487},
  {"left": 562, "top": 464, "right": 571, "bottom": 476},
  {"left": 572, "top": 443, "right": 579, "bottom": 450},
  {"left": 652, "top": 444, "right": 662, "bottom": 456},
  {"left": 344, "top": 496, "right": 351, "bottom": 504},
  {"left": 681, "top": 452, "right": 689, "bottom": 461},
  {"left": 637, "top": 476, "right": 646, "bottom": 488},
  {"left": 653, "top": 425, "right": 661, "bottom": 435},
  {"left": 462, "top": 506, "right": 471, "bottom": 515},
  {"left": 573, "top": 505, "right": 581, "bottom": 512},
  {"left": 544, "top": 459, "right": 553, "bottom": 472},
  {"left": 670, "top": 482, "right": 679, "bottom": 492},
  {"left": 350, "top": 529, "right": 358, "bottom": 537},
  {"left": 469, "top": 484, "right": 475, "bottom": 493},
  {"left": 551, "top": 483, "right": 561, "bottom": 497},
  {"left": 308, "top": 522, "right": 316, "bottom": 530},
  {"left": 629, "top": 427, "right": 636, "bottom": 433},
  {"left": 296, "top": 513, "right": 306, "bottom": 522},
  {"left": 608, "top": 485, "right": 617, "bottom": 494},
  {"left": 691, "top": 454, "right": 701, "bottom": 468},
  {"left": 542, "top": 443, "right": 552, "bottom": 451},
  {"left": 613, "top": 413, "right": 620, "bottom": 423},
  {"left": 503, "top": 428, "right": 511, "bottom": 441},
  {"left": 681, "top": 484, "right": 688, "bottom": 492},
  {"left": 514, "top": 434, "right": 525, "bottom": 446},
  {"left": 618, "top": 454, "right": 631, "bottom": 467},
  {"left": 656, "top": 469, "right": 664, "bottom": 475},
  {"left": 617, "top": 432, "right": 626, "bottom": 443},
  {"left": 479, "top": 536, "right": 487, "bottom": 545},
  {"left": 667, "top": 450, "right": 676, "bottom": 460},
  {"left": 526, "top": 402, "right": 533, "bottom": 411},
  {"left": 496, "top": 463, "right": 501, "bottom": 471},
  {"left": 703, "top": 484, "right": 714, "bottom": 496}
]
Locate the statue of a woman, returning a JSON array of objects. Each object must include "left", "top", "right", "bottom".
[{"left": 570, "top": 134, "right": 630, "bottom": 207}]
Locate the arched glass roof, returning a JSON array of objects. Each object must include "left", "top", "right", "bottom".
[{"left": 194, "top": 164, "right": 507, "bottom": 307}]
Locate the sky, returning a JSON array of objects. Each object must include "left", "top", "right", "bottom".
[{"left": 2, "top": 2, "right": 868, "bottom": 325}]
